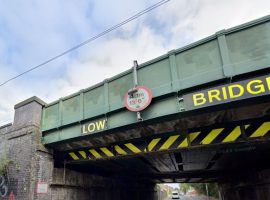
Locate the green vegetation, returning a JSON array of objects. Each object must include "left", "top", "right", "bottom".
[
  {"left": 0, "top": 157, "right": 13, "bottom": 175},
  {"left": 180, "top": 183, "right": 219, "bottom": 198},
  {"left": 180, "top": 183, "right": 191, "bottom": 194}
]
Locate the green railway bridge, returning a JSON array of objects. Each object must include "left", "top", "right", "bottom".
[{"left": 1, "top": 15, "right": 270, "bottom": 200}]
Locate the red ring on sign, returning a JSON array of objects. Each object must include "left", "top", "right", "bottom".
[{"left": 124, "top": 85, "right": 152, "bottom": 112}]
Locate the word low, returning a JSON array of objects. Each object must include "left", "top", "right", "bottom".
[{"left": 82, "top": 119, "right": 107, "bottom": 134}]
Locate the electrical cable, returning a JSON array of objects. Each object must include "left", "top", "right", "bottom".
[{"left": 0, "top": 0, "right": 170, "bottom": 87}]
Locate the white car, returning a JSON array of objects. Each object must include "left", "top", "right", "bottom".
[{"left": 172, "top": 191, "right": 180, "bottom": 199}]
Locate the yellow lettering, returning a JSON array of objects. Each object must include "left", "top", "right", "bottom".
[
  {"left": 222, "top": 87, "right": 228, "bottom": 100},
  {"left": 228, "top": 84, "right": 244, "bottom": 99},
  {"left": 82, "top": 125, "right": 88, "bottom": 134},
  {"left": 190, "top": 77, "right": 270, "bottom": 108},
  {"left": 247, "top": 80, "right": 265, "bottom": 94},
  {"left": 266, "top": 77, "right": 270, "bottom": 91},
  {"left": 88, "top": 123, "right": 95, "bottom": 132},
  {"left": 193, "top": 93, "right": 206, "bottom": 106},
  {"left": 96, "top": 120, "right": 106, "bottom": 130},
  {"left": 208, "top": 89, "right": 221, "bottom": 103}
]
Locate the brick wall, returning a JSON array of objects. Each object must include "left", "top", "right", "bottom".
[{"left": 0, "top": 97, "right": 52, "bottom": 200}]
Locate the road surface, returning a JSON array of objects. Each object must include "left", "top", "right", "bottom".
[{"left": 165, "top": 195, "right": 211, "bottom": 200}]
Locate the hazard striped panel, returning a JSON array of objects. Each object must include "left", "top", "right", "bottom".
[
  {"left": 114, "top": 145, "right": 127, "bottom": 155},
  {"left": 67, "top": 120, "right": 270, "bottom": 161}
]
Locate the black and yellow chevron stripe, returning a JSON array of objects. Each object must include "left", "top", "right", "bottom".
[{"left": 68, "top": 121, "right": 270, "bottom": 161}]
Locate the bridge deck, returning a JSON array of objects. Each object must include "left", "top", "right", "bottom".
[{"left": 42, "top": 15, "right": 270, "bottom": 147}]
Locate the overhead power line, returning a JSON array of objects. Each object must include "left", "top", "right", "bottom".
[{"left": 0, "top": 0, "right": 171, "bottom": 87}]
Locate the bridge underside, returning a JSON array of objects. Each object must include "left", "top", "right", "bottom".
[
  {"left": 64, "top": 140, "right": 270, "bottom": 184},
  {"left": 50, "top": 100, "right": 270, "bottom": 184}
]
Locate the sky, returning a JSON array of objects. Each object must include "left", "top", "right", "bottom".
[
  {"left": 164, "top": 183, "right": 179, "bottom": 189},
  {"left": 0, "top": 0, "right": 270, "bottom": 125}
]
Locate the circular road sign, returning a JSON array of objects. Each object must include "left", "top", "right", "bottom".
[{"left": 124, "top": 85, "right": 152, "bottom": 112}]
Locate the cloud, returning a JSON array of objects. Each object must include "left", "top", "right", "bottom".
[
  {"left": 0, "top": 0, "right": 270, "bottom": 125},
  {"left": 64, "top": 25, "right": 167, "bottom": 90},
  {"left": 31, "top": 25, "right": 168, "bottom": 102},
  {"left": 155, "top": 0, "right": 270, "bottom": 43}
]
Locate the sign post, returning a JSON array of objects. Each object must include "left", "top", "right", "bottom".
[{"left": 124, "top": 61, "right": 152, "bottom": 120}]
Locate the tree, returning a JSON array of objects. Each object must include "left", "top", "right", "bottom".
[
  {"left": 179, "top": 183, "right": 191, "bottom": 194},
  {"left": 190, "top": 183, "right": 219, "bottom": 198},
  {"left": 180, "top": 183, "right": 219, "bottom": 198}
]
